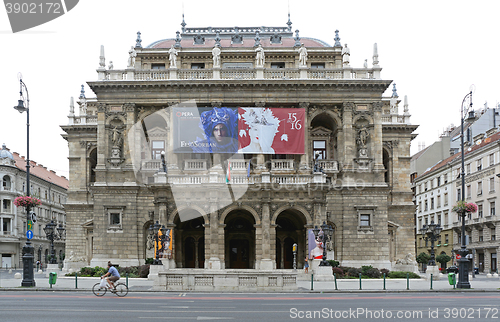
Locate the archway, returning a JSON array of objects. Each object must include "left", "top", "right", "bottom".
[
  {"left": 275, "top": 209, "right": 307, "bottom": 269},
  {"left": 174, "top": 215, "right": 205, "bottom": 268},
  {"left": 224, "top": 210, "right": 256, "bottom": 269}
]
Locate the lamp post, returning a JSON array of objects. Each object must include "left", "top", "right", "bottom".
[
  {"left": 312, "top": 221, "right": 334, "bottom": 266},
  {"left": 43, "top": 221, "right": 65, "bottom": 264},
  {"left": 14, "top": 75, "right": 36, "bottom": 287},
  {"left": 292, "top": 243, "right": 297, "bottom": 271},
  {"left": 149, "top": 221, "right": 168, "bottom": 265},
  {"left": 420, "top": 221, "right": 442, "bottom": 266},
  {"left": 457, "top": 88, "right": 474, "bottom": 289}
]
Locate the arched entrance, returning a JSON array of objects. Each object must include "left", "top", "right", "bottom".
[
  {"left": 174, "top": 215, "right": 205, "bottom": 268},
  {"left": 275, "top": 209, "right": 307, "bottom": 269},
  {"left": 225, "top": 210, "right": 256, "bottom": 269}
]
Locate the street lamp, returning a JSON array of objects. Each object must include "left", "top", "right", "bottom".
[
  {"left": 43, "top": 221, "right": 65, "bottom": 264},
  {"left": 457, "top": 88, "right": 474, "bottom": 289},
  {"left": 312, "top": 221, "right": 334, "bottom": 266},
  {"left": 14, "top": 75, "right": 36, "bottom": 287},
  {"left": 148, "top": 221, "right": 168, "bottom": 265},
  {"left": 420, "top": 221, "right": 442, "bottom": 266}
]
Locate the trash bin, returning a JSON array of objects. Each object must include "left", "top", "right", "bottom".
[
  {"left": 448, "top": 272, "right": 456, "bottom": 285},
  {"left": 49, "top": 272, "right": 57, "bottom": 285}
]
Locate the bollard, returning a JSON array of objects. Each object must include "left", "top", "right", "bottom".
[
  {"left": 334, "top": 273, "right": 338, "bottom": 290},
  {"left": 311, "top": 274, "right": 314, "bottom": 290},
  {"left": 383, "top": 273, "right": 386, "bottom": 290},
  {"left": 359, "top": 273, "right": 362, "bottom": 290},
  {"left": 406, "top": 273, "right": 409, "bottom": 290},
  {"left": 75, "top": 273, "right": 78, "bottom": 289},
  {"left": 126, "top": 273, "right": 129, "bottom": 288}
]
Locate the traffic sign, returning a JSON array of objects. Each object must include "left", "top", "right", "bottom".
[
  {"left": 456, "top": 254, "right": 461, "bottom": 260},
  {"left": 27, "top": 220, "right": 33, "bottom": 230},
  {"left": 30, "top": 211, "right": 37, "bottom": 224},
  {"left": 26, "top": 230, "right": 33, "bottom": 240}
]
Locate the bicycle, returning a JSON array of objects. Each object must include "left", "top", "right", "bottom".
[{"left": 92, "top": 280, "right": 128, "bottom": 297}]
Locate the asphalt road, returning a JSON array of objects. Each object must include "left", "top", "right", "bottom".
[{"left": 1, "top": 291, "right": 500, "bottom": 321}]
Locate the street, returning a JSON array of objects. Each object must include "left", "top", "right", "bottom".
[{"left": 1, "top": 291, "right": 500, "bottom": 321}]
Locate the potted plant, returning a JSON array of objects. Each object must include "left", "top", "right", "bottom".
[
  {"left": 14, "top": 195, "right": 42, "bottom": 208},
  {"left": 452, "top": 200, "right": 478, "bottom": 214}
]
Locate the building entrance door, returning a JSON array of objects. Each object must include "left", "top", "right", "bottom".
[
  {"left": 479, "top": 253, "right": 485, "bottom": 273},
  {"left": 229, "top": 239, "right": 249, "bottom": 269}
]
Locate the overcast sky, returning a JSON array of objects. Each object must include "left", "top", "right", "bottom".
[{"left": 1, "top": 0, "right": 499, "bottom": 179}]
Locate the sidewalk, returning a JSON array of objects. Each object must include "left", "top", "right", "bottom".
[{"left": 0, "top": 269, "right": 498, "bottom": 292}]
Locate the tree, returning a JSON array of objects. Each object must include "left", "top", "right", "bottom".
[
  {"left": 436, "top": 253, "right": 452, "bottom": 269},
  {"left": 416, "top": 252, "right": 431, "bottom": 272}
]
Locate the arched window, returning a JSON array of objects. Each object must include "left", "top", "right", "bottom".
[{"left": 2, "top": 175, "right": 11, "bottom": 190}]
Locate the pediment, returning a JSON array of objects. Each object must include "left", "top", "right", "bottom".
[
  {"left": 147, "top": 126, "right": 168, "bottom": 138},
  {"left": 310, "top": 126, "right": 332, "bottom": 136}
]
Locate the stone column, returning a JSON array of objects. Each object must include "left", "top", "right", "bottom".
[
  {"left": 372, "top": 102, "right": 384, "bottom": 171},
  {"left": 259, "top": 201, "right": 273, "bottom": 270},
  {"left": 207, "top": 207, "right": 221, "bottom": 269},
  {"left": 342, "top": 102, "right": 355, "bottom": 170}
]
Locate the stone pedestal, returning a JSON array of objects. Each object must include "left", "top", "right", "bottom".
[
  {"left": 207, "top": 258, "right": 222, "bottom": 270},
  {"left": 426, "top": 265, "right": 441, "bottom": 280},
  {"left": 45, "top": 264, "right": 59, "bottom": 278},
  {"left": 313, "top": 265, "right": 334, "bottom": 281},
  {"left": 259, "top": 259, "right": 274, "bottom": 270}
]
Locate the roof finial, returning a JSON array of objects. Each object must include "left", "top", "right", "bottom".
[
  {"left": 294, "top": 29, "right": 301, "bottom": 47},
  {"left": 392, "top": 83, "right": 398, "bottom": 98},
  {"left": 334, "top": 30, "right": 341, "bottom": 47},
  {"left": 287, "top": 11, "right": 292, "bottom": 31},
  {"left": 254, "top": 30, "right": 261, "bottom": 47},
  {"left": 373, "top": 43, "right": 379, "bottom": 66},
  {"left": 181, "top": 13, "right": 186, "bottom": 33},
  {"left": 79, "top": 85, "right": 85, "bottom": 99},
  {"left": 215, "top": 30, "right": 221, "bottom": 47},
  {"left": 135, "top": 31, "right": 142, "bottom": 48},
  {"left": 99, "top": 45, "right": 105, "bottom": 68},
  {"left": 175, "top": 31, "right": 182, "bottom": 48}
]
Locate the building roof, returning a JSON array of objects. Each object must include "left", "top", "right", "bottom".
[
  {"left": 9, "top": 149, "right": 69, "bottom": 190},
  {"left": 417, "top": 130, "right": 500, "bottom": 180}
]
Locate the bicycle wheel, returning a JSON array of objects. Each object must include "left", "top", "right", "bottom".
[
  {"left": 114, "top": 283, "right": 128, "bottom": 297},
  {"left": 92, "top": 283, "right": 107, "bottom": 296}
]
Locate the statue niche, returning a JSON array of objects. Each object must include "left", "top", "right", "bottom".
[{"left": 108, "top": 120, "right": 125, "bottom": 167}]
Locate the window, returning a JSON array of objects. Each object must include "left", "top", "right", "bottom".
[
  {"left": 444, "top": 212, "right": 448, "bottom": 226},
  {"left": 311, "top": 63, "right": 325, "bottom": 69},
  {"left": 418, "top": 201, "right": 422, "bottom": 213},
  {"left": 491, "top": 228, "right": 496, "bottom": 241},
  {"left": 489, "top": 153, "right": 495, "bottom": 166},
  {"left": 270, "top": 62, "right": 285, "bottom": 69},
  {"left": 477, "top": 158, "right": 482, "bottom": 171},
  {"left": 437, "top": 177, "right": 441, "bottom": 186},
  {"left": 478, "top": 181, "right": 483, "bottom": 195},
  {"left": 490, "top": 177, "right": 496, "bottom": 192},
  {"left": 444, "top": 193, "right": 448, "bottom": 206},
  {"left": 466, "top": 185, "right": 471, "bottom": 199},
  {"left": 445, "top": 234, "right": 449, "bottom": 244},
  {"left": 419, "top": 237, "right": 422, "bottom": 248},
  {"left": 2, "top": 175, "right": 11, "bottom": 190},
  {"left": 437, "top": 195, "right": 441, "bottom": 208},
  {"left": 2, "top": 218, "right": 11, "bottom": 234},
  {"left": 355, "top": 206, "right": 375, "bottom": 231},
  {"left": 191, "top": 63, "right": 205, "bottom": 69},
  {"left": 478, "top": 204, "right": 483, "bottom": 218},
  {"left": 424, "top": 200, "right": 428, "bottom": 211},
  {"left": 425, "top": 182, "right": 428, "bottom": 191},
  {"left": 2, "top": 199, "right": 11, "bottom": 212},
  {"left": 151, "top": 63, "right": 166, "bottom": 69},
  {"left": 444, "top": 174, "right": 448, "bottom": 184},
  {"left": 479, "top": 230, "right": 484, "bottom": 242},
  {"left": 430, "top": 198, "right": 434, "bottom": 210},
  {"left": 466, "top": 163, "right": 471, "bottom": 174},
  {"left": 313, "top": 140, "right": 327, "bottom": 160},
  {"left": 438, "top": 214, "right": 442, "bottom": 225},
  {"left": 151, "top": 141, "right": 165, "bottom": 160},
  {"left": 491, "top": 201, "right": 496, "bottom": 216},
  {"left": 106, "top": 207, "right": 124, "bottom": 231}
]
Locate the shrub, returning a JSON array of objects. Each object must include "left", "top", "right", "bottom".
[
  {"left": 387, "top": 271, "right": 421, "bottom": 279},
  {"left": 361, "top": 265, "right": 373, "bottom": 275},
  {"left": 145, "top": 258, "right": 154, "bottom": 265},
  {"left": 416, "top": 252, "right": 430, "bottom": 265},
  {"left": 380, "top": 268, "right": 390, "bottom": 276},
  {"left": 365, "top": 267, "right": 381, "bottom": 278},
  {"left": 347, "top": 267, "right": 362, "bottom": 277},
  {"left": 139, "top": 264, "right": 150, "bottom": 278},
  {"left": 332, "top": 267, "right": 344, "bottom": 277},
  {"left": 327, "top": 260, "right": 340, "bottom": 267}
]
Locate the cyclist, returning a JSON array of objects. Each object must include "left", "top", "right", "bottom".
[{"left": 101, "top": 261, "right": 120, "bottom": 291}]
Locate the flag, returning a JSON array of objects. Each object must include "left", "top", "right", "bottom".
[
  {"left": 226, "top": 161, "right": 231, "bottom": 183},
  {"left": 247, "top": 160, "right": 251, "bottom": 177}
]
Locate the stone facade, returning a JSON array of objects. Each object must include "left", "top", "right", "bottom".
[{"left": 61, "top": 21, "right": 417, "bottom": 273}]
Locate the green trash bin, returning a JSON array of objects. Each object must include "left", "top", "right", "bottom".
[
  {"left": 448, "top": 272, "right": 456, "bottom": 285},
  {"left": 49, "top": 272, "right": 57, "bottom": 285}
]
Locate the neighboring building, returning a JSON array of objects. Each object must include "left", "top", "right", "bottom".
[
  {"left": 61, "top": 18, "right": 417, "bottom": 274},
  {"left": 415, "top": 128, "right": 500, "bottom": 273},
  {"left": 0, "top": 144, "right": 68, "bottom": 268}
]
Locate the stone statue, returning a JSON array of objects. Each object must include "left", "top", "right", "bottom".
[
  {"left": 212, "top": 45, "right": 221, "bottom": 68},
  {"left": 169, "top": 45, "right": 178, "bottom": 68},
  {"left": 363, "top": 59, "right": 368, "bottom": 68},
  {"left": 357, "top": 127, "right": 369, "bottom": 147},
  {"left": 342, "top": 44, "right": 350, "bottom": 66},
  {"left": 108, "top": 61, "right": 113, "bottom": 70},
  {"left": 255, "top": 44, "right": 265, "bottom": 67},
  {"left": 110, "top": 126, "right": 123, "bottom": 148},
  {"left": 128, "top": 46, "right": 136, "bottom": 68},
  {"left": 298, "top": 43, "right": 308, "bottom": 67}
]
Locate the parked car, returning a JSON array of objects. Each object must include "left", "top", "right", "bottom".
[{"left": 446, "top": 266, "right": 459, "bottom": 274}]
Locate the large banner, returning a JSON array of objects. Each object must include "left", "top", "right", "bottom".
[{"left": 173, "top": 107, "right": 304, "bottom": 154}]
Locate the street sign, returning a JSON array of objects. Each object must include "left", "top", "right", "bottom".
[
  {"left": 27, "top": 220, "right": 33, "bottom": 230},
  {"left": 456, "top": 254, "right": 462, "bottom": 260},
  {"left": 30, "top": 212, "right": 37, "bottom": 224},
  {"left": 26, "top": 230, "right": 33, "bottom": 240}
]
